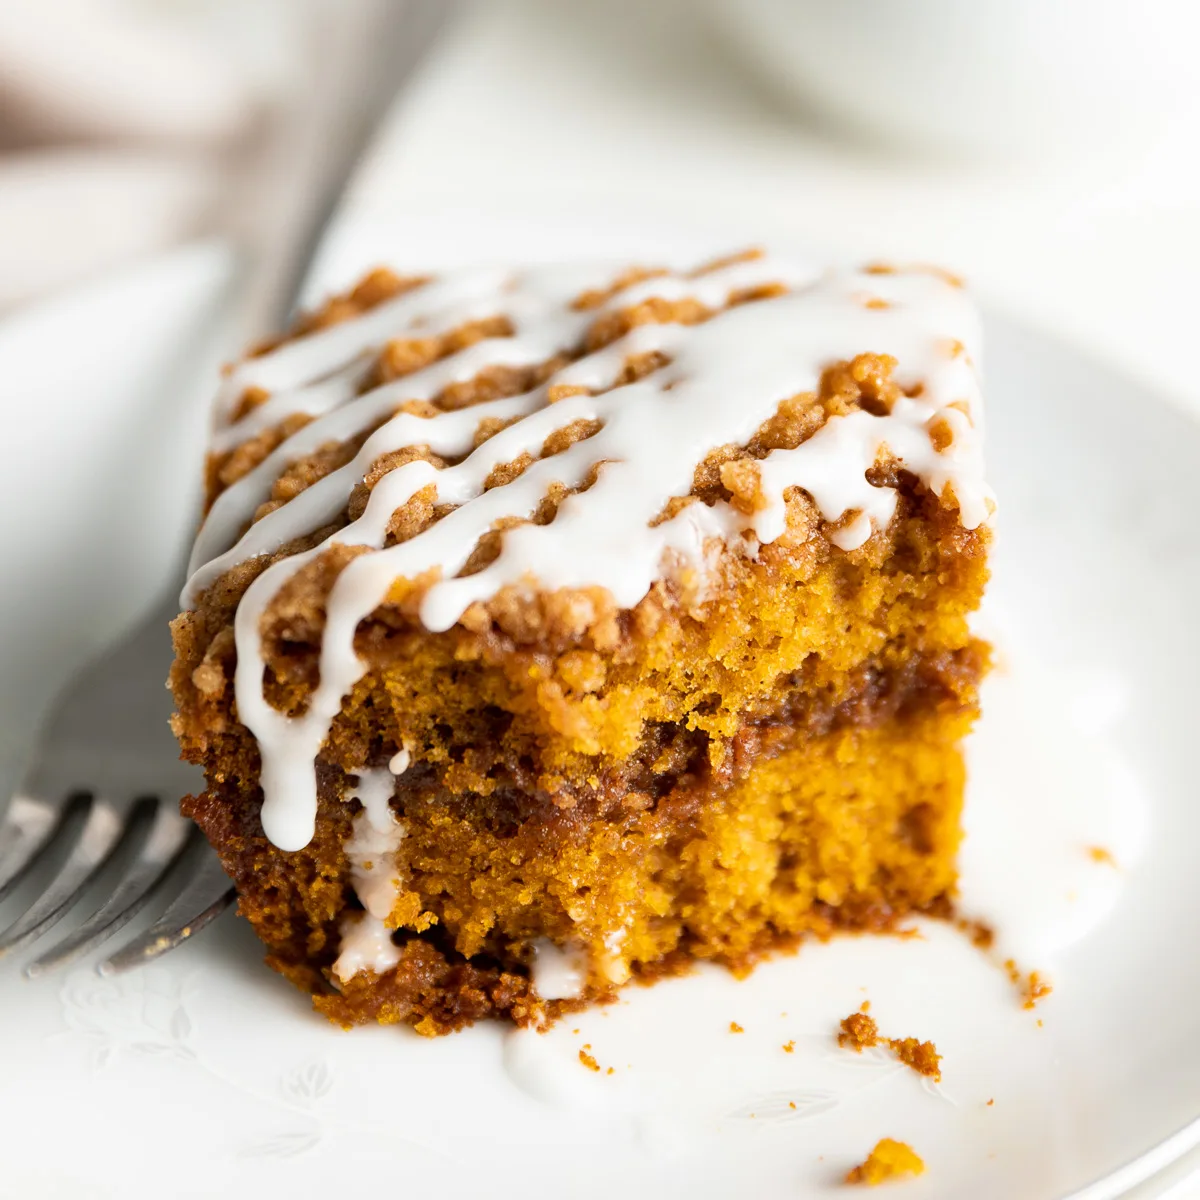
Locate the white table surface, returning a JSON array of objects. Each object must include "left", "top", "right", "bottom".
[{"left": 348, "top": 0, "right": 1200, "bottom": 420}]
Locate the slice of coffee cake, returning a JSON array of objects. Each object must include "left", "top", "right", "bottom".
[{"left": 170, "top": 251, "right": 992, "bottom": 1034}]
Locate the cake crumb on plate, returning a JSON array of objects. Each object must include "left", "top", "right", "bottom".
[
  {"left": 837, "top": 1012, "right": 942, "bottom": 1080},
  {"left": 845, "top": 1138, "right": 925, "bottom": 1186}
]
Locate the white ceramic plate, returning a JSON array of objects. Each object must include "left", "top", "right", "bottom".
[{"left": 1, "top": 213, "right": 1198, "bottom": 1200}]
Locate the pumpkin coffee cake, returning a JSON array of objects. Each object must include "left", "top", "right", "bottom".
[{"left": 170, "top": 250, "right": 993, "bottom": 1035}]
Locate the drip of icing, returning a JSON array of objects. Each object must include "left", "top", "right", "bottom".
[
  {"left": 602, "top": 926, "right": 632, "bottom": 985},
  {"left": 332, "top": 913, "right": 401, "bottom": 983},
  {"left": 344, "top": 768, "right": 407, "bottom": 920},
  {"left": 189, "top": 254, "right": 991, "bottom": 852},
  {"left": 332, "top": 766, "right": 407, "bottom": 982},
  {"left": 531, "top": 939, "right": 588, "bottom": 1000}
]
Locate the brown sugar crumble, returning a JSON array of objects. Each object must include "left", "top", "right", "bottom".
[
  {"left": 578, "top": 1046, "right": 600, "bottom": 1072},
  {"left": 729, "top": 1021, "right": 745, "bottom": 1034},
  {"left": 837, "top": 1011, "right": 942, "bottom": 1081},
  {"left": 1087, "top": 845, "right": 1118, "bottom": 867},
  {"left": 782, "top": 1040, "right": 795, "bottom": 1054},
  {"left": 845, "top": 1139, "right": 926, "bottom": 1186}
]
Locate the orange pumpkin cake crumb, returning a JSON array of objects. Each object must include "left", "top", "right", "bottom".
[
  {"left": 837, "top": 1011, "right": 942, "bottom": 1080},
  {"left": 1005, "top": 959, "right": 1054, "bottom": 1009},
  {"left": 846, "top": 1138, "right": 926, "bottom": 1186}
]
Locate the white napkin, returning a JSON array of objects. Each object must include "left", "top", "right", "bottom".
[{"left": 0, "top": 0, "right": 299, "bottom": 309}]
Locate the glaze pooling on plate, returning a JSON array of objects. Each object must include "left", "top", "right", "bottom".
[{"left": 183, "top": 253, "right": 992, "bottom": 852}]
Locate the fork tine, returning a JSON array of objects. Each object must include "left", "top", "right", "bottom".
[
  {"left": 98, "top": 836, "right": 235, "bottom": 975},
  {"left": 25, "top": 801, "right": 192, "bottom": 978},
  {"left": 0, "top": 797, "right": 124, "bottom": 958},
  {"left": 0, "top": 795, "right": 70, "bottom": 904}
]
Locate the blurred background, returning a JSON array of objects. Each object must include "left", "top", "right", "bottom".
[{"left": 2, "top": 0, "right": 1200, "bottom": 401}]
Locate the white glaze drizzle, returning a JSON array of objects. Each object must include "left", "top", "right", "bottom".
[
  {"left": 332, "top": 766, "right": 408, "bottom": 982},
  {"left": 186, "top": 257, "right": 811, "bottom": 591},
  {"left": 602, "top": 925, "right": 632, "bottom": 985},
  {"left": 209, "top": 357, "right": 372, "bottom": 454},
  {"left": 186, "top": 254, "right": 990, "bottom": 853},
  {"left": 332, "top": 912, "right": 401, "bottom": 983},
  {"left": 531, "top": 938, "right": 588, "bottom": 1001}
]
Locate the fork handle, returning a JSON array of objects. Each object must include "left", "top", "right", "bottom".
[{"left": 228, "top": 0, "right": 457, "bottom": 340}]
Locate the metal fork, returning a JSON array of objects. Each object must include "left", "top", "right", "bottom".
[
  {"left": 1, "top": 595, "right": 224, "bottom": 976},
  {"left": 0, "top": 0, "right": 459, "bottom": 977}
]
